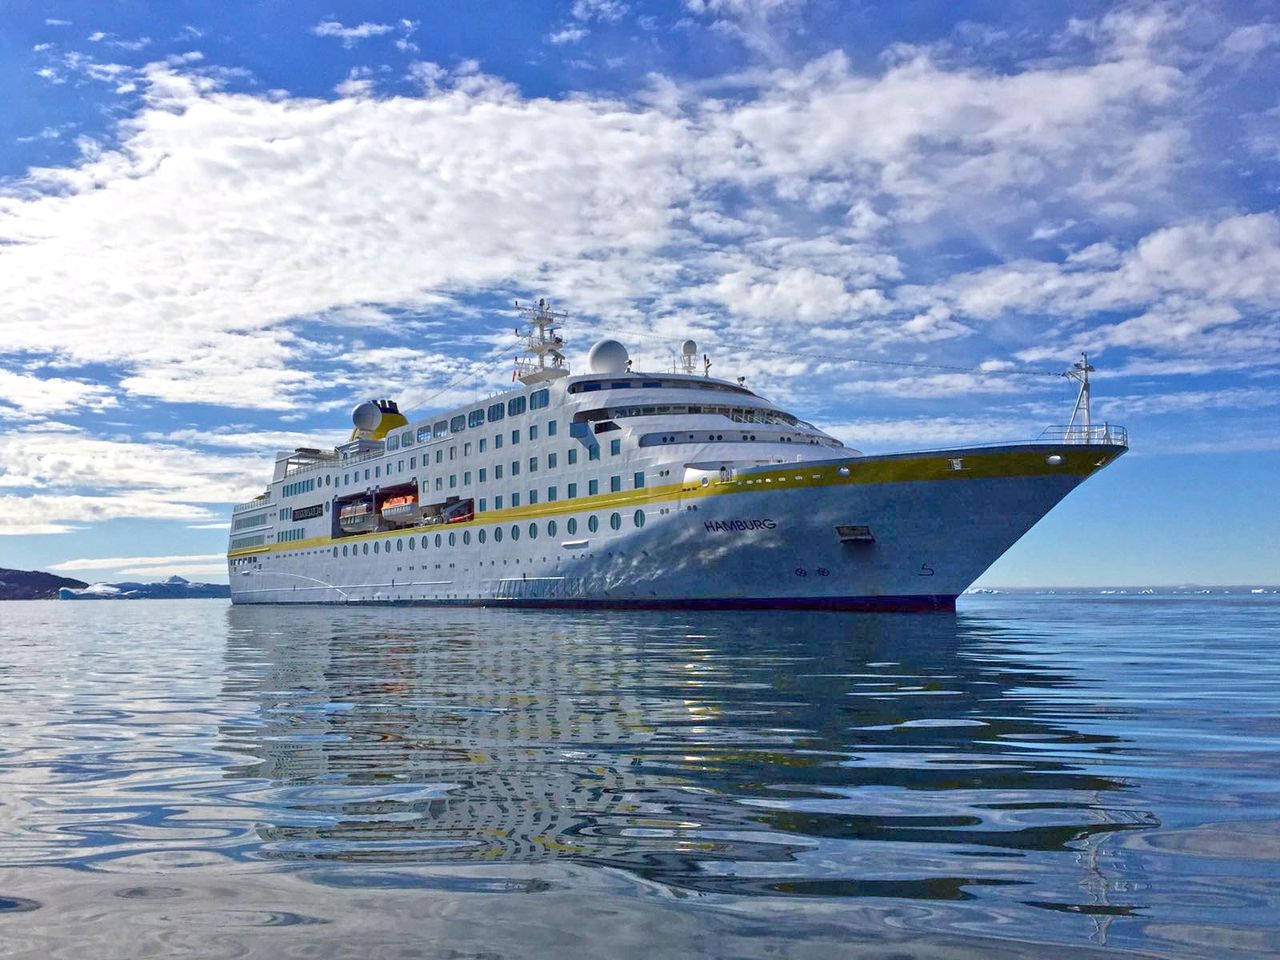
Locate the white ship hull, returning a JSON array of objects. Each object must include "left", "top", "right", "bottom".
[{"left": 229, "top": 442, "right": 1124, "bottom": 611}]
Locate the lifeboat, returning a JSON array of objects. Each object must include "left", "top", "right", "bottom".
[
  {"left": 380, "top": 494, "right": 421, "bottom": 523},
  {"left": 338, "top": 500, "right": 377, "bottom": 532}
]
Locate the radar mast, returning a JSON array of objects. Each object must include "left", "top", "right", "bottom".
[
  {"left": 513, "top": 298, "right": 569, "bottom": 385},
  {"left": 1063, "top": 352, "right": 1095, "bottom": 441}
]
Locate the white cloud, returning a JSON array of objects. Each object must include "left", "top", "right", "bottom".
[
  {"left": 0, "top": 369, "right": 116, "bottom": 419},
  {"left": 49, "top": 553, "right": 224, "bottom": 572},
  {"left": 549, "top": 27, "right": 590, "bottom": 45},
  {"left": 311, "top": 20, "right": 395, "bottom": 46},
  {"left": 45, "top": 19, "right": 72, "bottom": 27}
]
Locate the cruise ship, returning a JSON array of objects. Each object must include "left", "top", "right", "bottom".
[{"left": 227, "top": 301, "right": 1127, "bottom": 610}]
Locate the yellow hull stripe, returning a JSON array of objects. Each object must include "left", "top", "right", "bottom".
[{"left": 227, "top": 444, "right": 1123, "bottom": 559}]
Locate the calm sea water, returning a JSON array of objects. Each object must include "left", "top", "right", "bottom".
[{"left": 0, "top": 595, "right": 1277, "bottom": 959}]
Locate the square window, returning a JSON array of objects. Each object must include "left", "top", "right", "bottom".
[
  {"left": 610, "top": 475, "right": 621, "bottom": 493},
  {"left": 435, "top": 450, "right": 442, "bottom": 463},
  {"left": 464, "top": 442, "right": 472, "bottom": 456},
  {"left": 495, "top": 464, "right": 504, "bottom": 479},
  {"left": 634, "top": 471, "right": 645, "bottom": 489},
  {"left": 512, "top": 492, "right": 520, "bottom": 507},
  {"left": 589, "top": 446, "right": 600, "bottom": 461},
  {"left": 449, "top": 447, "right": 456, "bottom": 460},
  {"left": 548, "top": 486, "right": 557, "bottom": 501},
  {"left": 450, "top": 475, "right": 457, "bottom": 488},
  {"left": 479, "top": 468, "right": 487, "bottom": 482},
  {"left": 588, "top": 479, "right": 599, "bottom": 496},
  {"left": 480, "top": 438, "right": 488, "bottom": 453},
  {"left": 610, "top": 438, "right": 621, "bottom": 456},
  {"left": 529, "top": 425, "right": 538, "bottom": 441},
  {"left": 568, "top": 448, "right": 578, "bottom": 465},
  {"left": 529, "top": 490, "right": 538, "bottom": 505},
  {"left": 495, "top": 494, "right": 503, "bottom": 509},
  {"left": 548, "top": 420, "right": 557, "bottom": 437},
  {"left": 435, "top": 478, "right": 442, "bottom": 490},
  {"left": 479, "top": 498, "right": 487, "bottom": 512},
  {"left": 409, "top": 457, "right": 416, "bottom": 469},
  {"left": 495, "top": 434, "right": 503, "bottom": 449},
  {"left": 567, "top": 482, "right": 577, "bottom": 498},
  {"left": 511, "top": 429, "right": 520, "bottom": 445},
  {"left": 529, "top": 456, "right": 538, "bottom": 472},
  {"left": 547, "top": 452, "right": 557, "bottom": 469},
  {"left": 464, "top": 471, "right": 471, "bottom": 485},
  {"left": 512, "top": 461, "right": 520, "bottom": 476}
]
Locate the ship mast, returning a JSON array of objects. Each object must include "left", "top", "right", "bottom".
[
  {"left": 1063, "top": 352, "right": 1094, "bottom": 442},
  {"left": 513, "top": 298, "right": 569, "bottom": 385}
]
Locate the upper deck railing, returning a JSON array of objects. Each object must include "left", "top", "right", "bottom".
[{"left": 1037, "top": 423, "right": 1128, "bottom": 447}]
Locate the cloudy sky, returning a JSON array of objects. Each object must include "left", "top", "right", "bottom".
[{"left": 2, "top": 0, "right": 1278, "bottom": 587}]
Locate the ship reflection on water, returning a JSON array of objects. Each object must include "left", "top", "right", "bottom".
[{"left": 219, "top": 606, "right": 1154, "bottom": 908}]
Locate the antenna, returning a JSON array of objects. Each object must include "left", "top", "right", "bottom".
[
  {"left": 703, "top": 353, "right": 712, "bottom": 378},
  {"left": 1063, "top": 352, "right": 1095, "bottom": 442},
  {"left": 512, "top": 298, "right": 569, "bottom": 385}
]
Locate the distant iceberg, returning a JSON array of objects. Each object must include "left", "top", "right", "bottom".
[{"left": 58, "top": 575, "right": 230, "bottom": 600}]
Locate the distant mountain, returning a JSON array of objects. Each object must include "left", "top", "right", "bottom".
[
  {"left": 0, "top": 568, "right": 89, "bottom": 600},
  {"left": 58, "top": 574, "right": 230, "bottom": 600}
]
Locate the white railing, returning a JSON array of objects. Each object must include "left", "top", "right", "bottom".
[{"left": 1037, "top": 423, "right": 1128, "bottom": 446}]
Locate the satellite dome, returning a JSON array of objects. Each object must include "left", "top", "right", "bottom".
[
  {"left": 352, "top": 400, "right": 381, "bottom": 432},
  {"left": 681, "top": 339, "right": 698, "bottom": 357},
  {"left": 587, "top": 338, "right": 630, "bottom": 375}
]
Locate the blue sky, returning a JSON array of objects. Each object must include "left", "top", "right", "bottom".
[{"left": 1, "top": 0, "right": 1278, "bottom": 586}]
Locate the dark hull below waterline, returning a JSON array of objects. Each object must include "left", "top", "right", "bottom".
[{"left": 240, "top": 593, "right": 960, "bottom": 612}]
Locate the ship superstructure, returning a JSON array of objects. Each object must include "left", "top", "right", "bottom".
[{"left": 228, "top": 301, "right": 1127, "bottom": 610}]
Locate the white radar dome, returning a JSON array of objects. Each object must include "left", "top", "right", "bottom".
[
  {"left": 352, "top": 401, "right": 381, "bottom": 431},
  {"left": 587, "top": 338, "right": 630, "bottom": 374},
  {"left": 681, "top": 339, "right": 698, "bottom": 357}
]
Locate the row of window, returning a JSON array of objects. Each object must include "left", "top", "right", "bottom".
[
  {"left": 282, "top": 478, "right": 315, "bottom": 498},
  {"left": 567, "top": 378, "right": 751, "bottom": 396},
  {"left": 388, "top": 416, "right": 560, "bottom": 453},
  {"left": 338, "top": 435, "right": 614, "bottom": 492},
  {"left": 469, "top": 471, "right": 645, "bottom": 512},
  {"left": 385, "top": 389, "right": 553, "bottom": 451},
  {"left": 278, "top": 528, "right": 306, "bottom": 543},
  {"left": 593, "top": 403, "right": 809, "bottom": 429},
  {"left": 230, "top": 533, "right": 267, "bottom": 550},
  {"left": 330, "top": 509, "right": 646, "bottom": 557},
  {"left": 232, "top": 512, "right": 269, "bottom": 531}
]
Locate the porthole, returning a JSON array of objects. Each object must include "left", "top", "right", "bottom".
[
  {"left": 633, "top": 509, "right": 645, "bottom": 528},
  {"left": 362, "top": 542, "right": 369, "bottom": 555},
  {"left": 494, "top": 527, "right": 504, "bottom": 543},
  {"left": 397, "top": 539, "right": 404, "bottom": 551},
  {"left": 567, "top": 517, "right": 578, "bottom": 535},
  {"left": 528, "top": 522, "right": 538, "bottom": 540},
  {"left": 610, "top": 512, "right": 621, "bottom": 530},
  {"left": 1046, "top": 454, "right": 1064, "bottom": 466},
  {"left": 588, "top": 515, "right": 599, "bottom": 533},
  {"left": 463, "top": 530, "right": 471, "bottom": 544},
  {"left": 373, "top": 541, "right": 380, "bottom": 554},
  {"left": 511, "top": 525, "right": 520, "bottom": 542},
  {"left": 408, "top": 537, "right": 415, "bottom": 550},
  {"left": 420, "top": 535, "right": 428, "bottom": 549},
  {"left": 342, "top": 545, "right": 348, "bottom": 557},
  {"left": 478, "top": 529, "right": 487, "bottom": 544},
  {"left": 547, "top": 520, "right": 557, "bottom": 537},
  {"left": 435, "top": 533, "right": 442, "bottom": 547},
  {"left": 448, "top": 532, "right": 456, "bottom": 546},
  {"left": 332, "top": 547, "right": 338, "bottom": 557}
]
